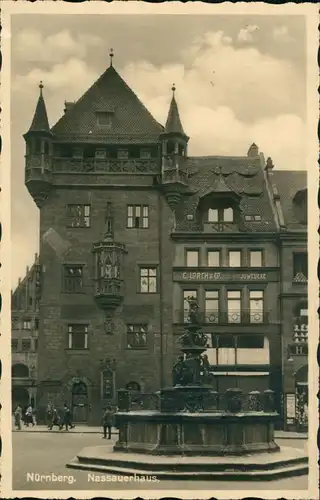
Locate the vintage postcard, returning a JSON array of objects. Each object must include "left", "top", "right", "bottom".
[{"left": 0, "top": 1, "right": 318, "bottom": 499}]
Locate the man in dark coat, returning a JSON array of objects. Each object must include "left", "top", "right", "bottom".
[
  {"left": 102, "top": 405, "right": 113, "bottom": 439},
  {"left": 63, "top": 404, "right": 74, "bottom": 431}
]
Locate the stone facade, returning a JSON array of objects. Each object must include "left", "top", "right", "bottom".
[
  {"left": 21, "top": 62, "right": 307, "bottom": 428},
  {"left": 11, "top": 255, "right": 40, "bottom": 411}
]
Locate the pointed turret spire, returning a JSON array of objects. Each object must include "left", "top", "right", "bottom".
[
  {"left": 26, "top": 82, "right": 51, "bottom": 135},
  {"left": 164, "top": 84, "right": 186, "bottom": 136}
]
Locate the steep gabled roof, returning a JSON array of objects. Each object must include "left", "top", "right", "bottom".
[
  {"left": 51, "top": 65, "right": 164, "bottom": 141},
  {"left": 272, "top": 171, "right": 307, "bottom": 230},
  {"left": 174, "top": 155, "right": 278, "bottom": 232},
  {"left": 26, "top": 84, "right": 51, "bottom": 135}
]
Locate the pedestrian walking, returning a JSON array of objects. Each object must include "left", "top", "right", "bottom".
[
  {"left": 14, "top": 404, "right": 22, "bottom": 430},
  {"left": 46, "top": 403, "right": 53, "bottom": 429},
  {"left": 102, "top": 405, "right": 114, "bottom": 439},
  {"left": 48, "top": 407, "right": 61, "bottom": 430},
  {"left": 63, "top": 404, "right": 74, "bottom": 431},
  {"left": 25, "top": 404, "right": 34, "bottom": 427}
]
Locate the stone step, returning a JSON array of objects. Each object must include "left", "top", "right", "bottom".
[{"left": 67, "top": 458, "right": 308, "bottom": 481}]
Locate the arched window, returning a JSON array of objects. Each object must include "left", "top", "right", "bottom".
[{"left": 12, "top": 363, "right": 29, "bottom": 378}]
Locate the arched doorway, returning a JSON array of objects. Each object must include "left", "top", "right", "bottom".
[
  {"left": 12, "top": 387, "right": 29, "bottom": 411},
  {"left": 125, "top": 381, "right": 141, "bottom": 392},
  {"left": 295, "top": 365, "right": 308, "bottom": 431},
  {"left": 71, "top": 381, "right": 88, "bottom": 423},
  {"left": 12, "top": 364, "right": 29, "bottom": 378}
]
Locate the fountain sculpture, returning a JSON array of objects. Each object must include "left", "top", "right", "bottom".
[{"left": 67, "top": 298, "right": 308, "bottom": 479}]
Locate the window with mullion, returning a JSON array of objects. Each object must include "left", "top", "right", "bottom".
[
  {"left": 139, "top": 267, "right": 157, "bottom": 293},
  {"left": 68, "top": 324, "right": 88, "bottom": 349},
  {"left": 205, "top": 291, "right": 219, "bottom": 323},
  {"left": 127, "top": 324, "right": 148, "bottom": 349},
  {"left": 227, "top": 291, "right": 241, "bottom": 323},
  {"left": 127, "top": 205, "right": 149, "bottom": 229},
  {"left": 63, "top": 265, "right": 84, "bottom": 293},
  {"left": 67, "top": 204, "right": 91, "bottom": 228},
  {"left": 208, "top": 207, "right": 234, "bottom": 223},
  {"left": 249, "top": 290, "right": 264, "bottom": 323}
]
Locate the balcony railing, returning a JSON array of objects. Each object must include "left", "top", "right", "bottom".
[
  {"left": 52, "top": 157, "right": 159, "bottom": 174},
  {"left": 175, "top": 309, "right": 270, "bottom": 325}
]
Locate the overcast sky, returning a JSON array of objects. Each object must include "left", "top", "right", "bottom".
[{"left": 11, "top": 13, "right": 307, "bottom": 288}]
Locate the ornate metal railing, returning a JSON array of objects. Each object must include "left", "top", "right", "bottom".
[
  {"left": 117, "top": 389, "right": 277, "bottom": 414},
  {"left": 175, "top": 309, "right": 270, "bottom": 325},
  {"left": 52, "top": 157, "right": 159, "bottom": 174}
]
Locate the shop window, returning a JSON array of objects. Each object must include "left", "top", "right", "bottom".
[
  {"left": 127, "top": 324, "right": 148, "bottom": 349},
  {"left": 186, "top": 250, "right": 199, "bottom": 267},
  {"left": 139, "top": 267, "right": 157, "bottom": 293},
  {"left": 206, "top": 334, "right": 269, "bottom": 365},
  {"left": 63, "top": 265, "right": 84, "bottom": 293},
  {"left": 67, "top": 204, "right": 91, "bottom": 228},
  {"left": 68, "top": 324, "right": 88, "bottom": 349},
  {"left": 127, "top": 205, "right": 149, "bottom": 229}
]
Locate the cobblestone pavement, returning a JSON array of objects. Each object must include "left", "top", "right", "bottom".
[{"left": 12, "top": 432, "right": 308, "bottom": 492}]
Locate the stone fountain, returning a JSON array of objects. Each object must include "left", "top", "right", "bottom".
[{"left": 67, "top": 298, "right": 308, "bottom": 480}]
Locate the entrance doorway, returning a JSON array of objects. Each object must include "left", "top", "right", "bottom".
[
  {"left": 12, "top": 387, "right": 29, "bottom": 410},
  {"left": 71, "top": 381, "right": 88, "bottom": 423}
]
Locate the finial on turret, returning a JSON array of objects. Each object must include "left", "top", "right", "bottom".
[
  {"left": 172, "top": 83, "right": 176, "bottom": 95},
  {"left": 109, "top": 48, "right": 114, "bottom": 67},
  {"left": 39, "top": 81, "right": 44, "bottom": 96}
]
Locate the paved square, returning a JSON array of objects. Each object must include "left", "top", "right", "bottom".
[{"left": 12, "top": 432, "right": 308, "bottom": 491}]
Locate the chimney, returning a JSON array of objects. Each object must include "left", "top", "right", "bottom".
[
  {"left": 18, "top": 278, "right": 21, "bottom": 285},
  {"left": 247, "top": 143, "right": 259, "bottom": 157},
  {"left": 64, "top": 101, "right": 75, "bottom": 114},
  {"left": 26, "top": 266, "right": 29, "bottom": 275},
  {"left": 265, "top": 157, "right": 274, "bottom": 172}
]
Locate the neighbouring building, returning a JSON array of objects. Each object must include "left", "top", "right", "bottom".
[
  {"left": 22, "top": 55, "right": 307, "bottom": 427},
  {"left": 270, "top": 170, "right": 308, "bottom": 431},
  {"left": 11, "top": 255, "right": 40, "bottom": 412}
]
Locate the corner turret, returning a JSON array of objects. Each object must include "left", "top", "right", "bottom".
[
  {"left": 159, "top": 84, "right": 189, "bottom": 210},
  {"left": 24, "top": 82, "right": 53, "bottom": 208}
]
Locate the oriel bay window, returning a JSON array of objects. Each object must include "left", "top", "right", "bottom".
[
  {"left": 227, "top": 291, "right": 241, "bottom": 323},
  {"left": 139, "top": 267, "right": 157, "bottom": 293},
  {"left": 249, "top": 290, "right": 264, "bottom": 323},
  {"left": 127, "top": 205, "right": 149, "bottom": 229},
  {"left": 205, "top": 291, "right": 219, "bottom": 323},
  {"left": 63, "top": 265, "right": 84, "bottom": 293},
  {"left": 206, "top": 334, "right": 269, "bottom": 365},
  {"left": 127, "top": 324, "right": 148, "bottom": 349},
  {"left": 186, "top": 249, "right": 199, "bottom": 267},
  {"left": 68, "top": 324, "right": 88, "bottom": 349}
]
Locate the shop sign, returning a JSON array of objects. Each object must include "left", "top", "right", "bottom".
[
  {"left": 286, "top": 393, "right": 296, "bottom": 424},
  {"left": 177, "top": 271, "right": 268, "bottom": 282}
]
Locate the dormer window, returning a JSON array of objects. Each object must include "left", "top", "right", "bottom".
[
  {"left": 292, "top": 189, "right": 307, "bottom": 225},
  {"left": 97, "top": 111, "right": 113, "bottom": 128},
  {"left": 95, "top": 148, "right": 107, "bottom": 160},
  {"left": 208, "top": 207, "right": 233, "bottom": 223}
]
